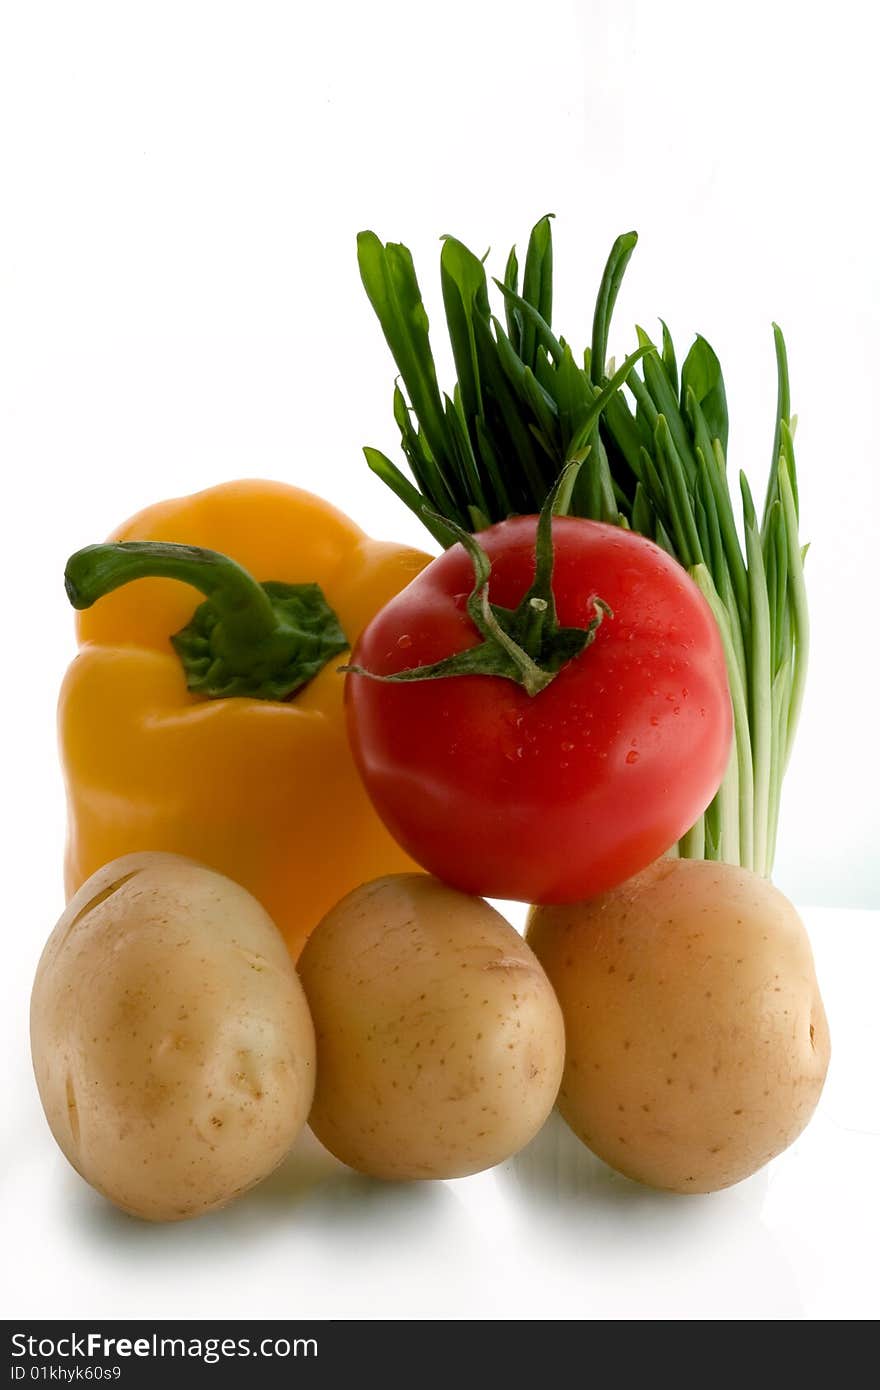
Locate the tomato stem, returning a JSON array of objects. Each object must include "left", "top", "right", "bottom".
[{"left": 343, "top": 464, "right": 611, "bottom": 698}]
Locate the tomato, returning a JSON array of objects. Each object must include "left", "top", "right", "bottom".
[{"left": 344, "top": 515, "right": 732, "bottom": 904}]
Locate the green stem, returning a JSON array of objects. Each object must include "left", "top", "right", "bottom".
[
  {"left": 344, "top": 464, "right": 610, "bottom": 699},
  {"left": 691, "top": 565, "right": 754, "bottom": 871},
  {"left": 591, "top": 232, "right": 638, "bottom": 385},
  {"left": 523, "top": 597, "right": 550, "bottom": 652},
  {"left": 778, "top": 460, "right": 809, "bottom": 767},
  {"left": 680, "top": 814, "right": 706, "bottom": 859},
  {"left": 714, "top": 738, "right": 741, "bottom": 865},
  {"left": 65, "top": 541, "right": 349, "bottom": 702},
  {"left": 66, "top": 542, "right": 279, "bottom": 653},
  {"left": 767, "top": 657, "right": 792, "bottom": 870},
  {"left": 742, "top": 513, "right": 772, "bottom": 877}
]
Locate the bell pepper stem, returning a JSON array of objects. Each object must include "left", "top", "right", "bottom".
[
  {"left": 64, "top": 541, "right": 349, "bottom": 702},
  {"left": 66, "top": 542, "right": 280, "bottom": 652}
]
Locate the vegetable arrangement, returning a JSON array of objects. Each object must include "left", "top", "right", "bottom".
[
  {"left": 357, "top": 219, "right": 807, "bottom": 877},
  {"left": 29, "top": 220, "right": 830, "bottom": 1224}
]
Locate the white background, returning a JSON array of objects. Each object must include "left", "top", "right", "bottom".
[{"left": 1, "top": 0, "right": 878, "bottom": 1323}]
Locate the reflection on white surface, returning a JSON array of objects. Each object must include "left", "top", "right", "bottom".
[
  {"left": 3, "top": 908, "right": 878, "bottom": 1321},
  {"left": 6, "top": 1100, "right": 840, "bottom": 1321},
  {"left": 505, "top": 1105, "right": 768, "bottom": 1212},
  {"left": 492, "top": 1112, "right": 799, "bottom": 1320}
]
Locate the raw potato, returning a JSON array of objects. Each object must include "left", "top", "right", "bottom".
[
  {"left": 527, "top": 858, "right": 830, "bottom": 1193},
  {"left": 299, "top": 874, "right": 565, "bottom": 1179},
  {"left": 31, "top": 852, "right": 316, "bottom": 1221}
]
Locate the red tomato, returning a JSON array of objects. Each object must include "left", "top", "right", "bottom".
[{"left": 345, "top": 516, "right": 732, "bottom": 904}]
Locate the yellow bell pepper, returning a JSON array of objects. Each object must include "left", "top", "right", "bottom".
[{"left": 61, "top": 478, "right": 431, "bottom": 957}]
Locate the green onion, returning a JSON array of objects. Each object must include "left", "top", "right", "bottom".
[{"left": 358, "top": 219, "right": 807, "bottom": 876}]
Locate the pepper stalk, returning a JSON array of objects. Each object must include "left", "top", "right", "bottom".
[
  {"left": 65, "top": 541, "right": 349, "bottom": 701},
  {"left": 358, "top": 219, "right": 807, "bottom": 877}
]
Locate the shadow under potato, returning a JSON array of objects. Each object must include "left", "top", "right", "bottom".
[
  {"left": 500, "top": 1109, "right": 770, "bottom": 1219},
  {"left": 64, "top": 1125, "right": 458, "bottom": 1246},
  {"left": 245, "top": 1131, "right": 454, "bottom": 1223}
]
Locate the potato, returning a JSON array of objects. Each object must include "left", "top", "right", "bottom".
[
  {"left": 527, "top": 858, "right": 830, "bottom": 1193},
  {"left": 298, "top": 874, "right": 565, "bottom": 1179},
  {"left": 31, "top": 852, "right": 315, "bottom": 1221}
]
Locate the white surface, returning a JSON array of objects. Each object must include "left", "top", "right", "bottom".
[
  {"left": 3, "top": 905, "right": 877, "bottom": 1322},
  {"left": 1, "top": 0, "right": 878, "bottom": 1325}
]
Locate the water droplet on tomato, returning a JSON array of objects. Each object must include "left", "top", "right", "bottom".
[
  {"left": 650, "top": 715, "right": 659, "bottom": 726},
  {"left": 626, "top": 750, "right": 640, "bottom": 765},
  {"left": 561, "top": 741, "right": 574, "bottom": 752},
  {"left": 397, "top": 634, "right": 413, "bottom": 649}
]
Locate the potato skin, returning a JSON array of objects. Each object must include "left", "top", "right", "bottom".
[
  {"left": 527, "top": 859, "right": 830, "bottom": 1193},
  {"left": 299, "top": 874, "right": 565, "bottom": 1179},
  {"left": 31, "top": 853, "right": 315, "bottom": 1221}
]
